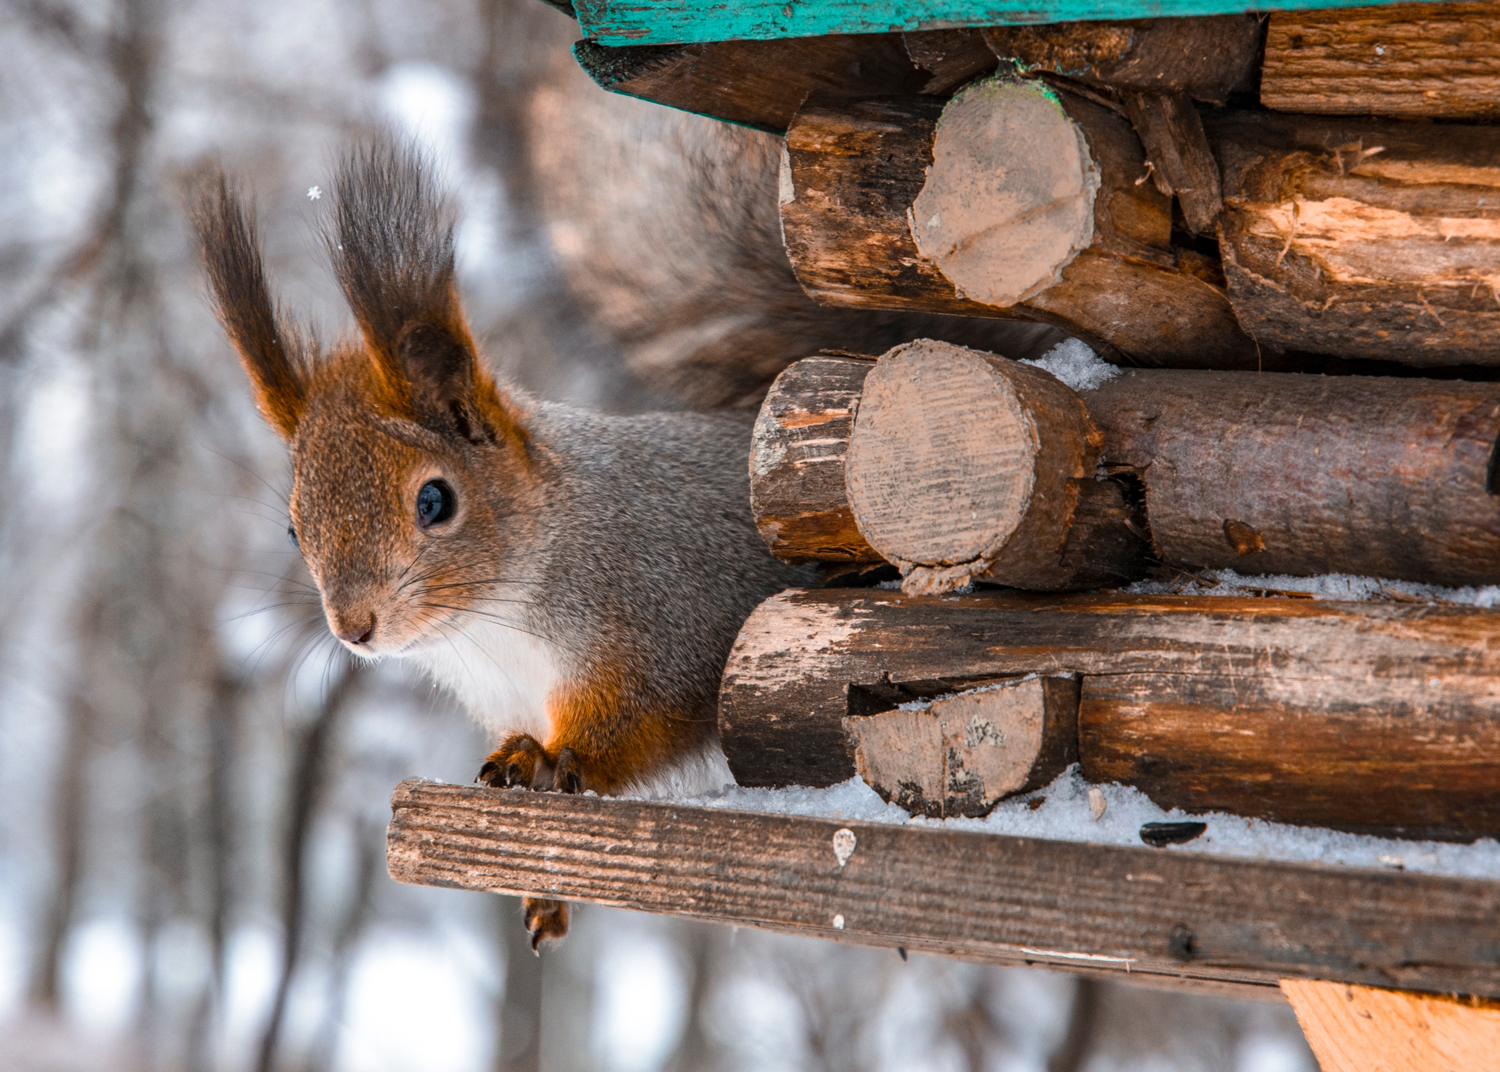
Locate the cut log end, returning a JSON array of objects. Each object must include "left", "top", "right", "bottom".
[
  {"left": 844, "top": 675, "right": 1080, "bottom": 818},
  {"left": 845, "top": 339, "right": 1099, "bottom": 594},
  {"left": 910, "top": 79, "right": 1099, "bottom": 308}
]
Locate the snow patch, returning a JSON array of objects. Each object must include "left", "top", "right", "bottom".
[
  {"left": 1021, "top": 337, "right": 1120, "bottom": 392},
  {"left": 677, "top": 767, "right": 1500, "bottom": 881}
]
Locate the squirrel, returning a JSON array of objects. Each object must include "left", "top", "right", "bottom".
[{"left": 190, "top": 141, "right": 814, "bottom": 948}]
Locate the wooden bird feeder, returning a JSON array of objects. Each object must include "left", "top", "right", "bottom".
[{"left": 392, "top": 2, "right": 1500, "bottom": 1065}]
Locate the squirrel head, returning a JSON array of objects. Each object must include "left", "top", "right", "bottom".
[{"left": 192, "top": 142, "right": 541, "bottom": 658}]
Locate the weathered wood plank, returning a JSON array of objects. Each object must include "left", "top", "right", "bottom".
[
  {"left": 1262, "top": 2, "right": 1500, "bottom": 120},
  {"left": 1280, "top": 979, "right": 1500, "bottom": 1071},
  {"left": 570, "top": 0, "right": 1410, "bottom": 48},
  {"left": 387, "top": 779, "right": 1500, "bottom": 998},
  {"left": 718, "top": 589, "right": 1500, "bottom": 840},
  {"left": 982, "top": 16, "right": 1263, "bottom": 100},
  {"left": 571, "top": 36, "right": 930, "bottom": 133}
]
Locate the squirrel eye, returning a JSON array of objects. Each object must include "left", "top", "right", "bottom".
[
  {"left": 416, "top": 480, "right": 456, "bottom": 528},
  {"left": 287, "top": 523, "right": 299, "bottom": 549}
]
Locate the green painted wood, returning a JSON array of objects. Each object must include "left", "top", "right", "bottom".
[{"left": 573, "top": 0, "right": 1434, "bottom": 46}]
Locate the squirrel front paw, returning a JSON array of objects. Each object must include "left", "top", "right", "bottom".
[
  {"left": 522, "top": 897, "right": 569, "bottom": 950},
  {"left": 477, "top": 735, "right": 590, "bottom": 794}
]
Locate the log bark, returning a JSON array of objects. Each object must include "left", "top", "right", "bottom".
[
  {"left": 902, "top": 28, "right": 998, "bottom": 95},
  {"left": 718, "top": 588, "right": 1500, "bottom": 839},
  {"left": 1210, "top": 110, "right": 1500, "bottom": 366},
  {"left": 843, "top": 675, "right": 1080, "bottom": 818},
  {"left": 748, "top": 349, "right": 1152, "bottom": 590},
  {"left": 1280, "top": 979, "right": 1500, "bottom": 1072},
  {"left": 571, "top": 36, "right": 930, "bottom": 134},
  {"left": 387, "top": 779, "right": 1500, "bottom": 999},
  {"left": 780, "top": 85, "right": 1259, "bottom": 367},
  {"left": 749, "top": 353, "right": 880, "bottom": 564},
  {"left": 1261, "top": 2, "right": 1500, "bottom": 121},
  {"left": 981, "top": 17, "right": 1265, "bottom": 101},
  {"left": 1085, "top": 370, "right": 1500, "bottom": 587}
]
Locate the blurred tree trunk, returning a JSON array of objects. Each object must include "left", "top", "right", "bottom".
[
  {"left": 257, "top": 663, "right": 362, "bottom": 1072},
  {"left": 664, "top": 921, "right": 725, "bottom": 1072},
  {"left": 495, "top": 894, "right": 544, "bottom": 1072}
]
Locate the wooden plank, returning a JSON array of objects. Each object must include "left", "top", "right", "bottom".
[
  {"left": 1263, "top": 2, "right": 1500, "bottom": 120},
  {"left": 1280, "top": 979, "right": 1500, "bottom": 1071},
  {"left": 570, "top": 0, "right": 1419, "bottom": 48},
  {"left": 717, "top": 589, "right": 1500, "bottom": 840},
  {"left": 571, "top": 36, "right": 930, "bottom": 134},
  {"left": 387, "top": 779, "right": 1500, "bottom": 998}
]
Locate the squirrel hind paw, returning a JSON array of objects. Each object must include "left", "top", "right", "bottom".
[{"left": 523, "top": 897, "right": 569, "bottom": 950}]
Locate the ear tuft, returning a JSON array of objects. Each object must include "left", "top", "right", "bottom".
[
  {"left": 189, "top": 166, "right": 310, "bottom": 440},
  {"left": 396, "top": 321, "right": 487, "bottom": 443}
]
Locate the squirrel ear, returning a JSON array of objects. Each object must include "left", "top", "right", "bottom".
[
  {"left": 395, "top": 319, "right": 486, "bottom": 442},
  {"left": 189, "top": 167, "right": 308, "bottom": 441},
  {"left": 329, "top": 140, "right": 524, "bottom": 447}
]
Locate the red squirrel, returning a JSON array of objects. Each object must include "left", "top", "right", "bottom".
[{"left": 191, "top": 141, "right": 813, "bottom": 947}]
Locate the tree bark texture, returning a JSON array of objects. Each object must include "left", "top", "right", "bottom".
[
  {"left": 1120, "top": 90, "right": 1223, "bottom": 235},
  {"left": 1209, "top": 110, "right": 1500, "bottom": 366},
  {"left": 571, "top": 35, "right": 930, "bottom": 134},
  {"left": 1085, "top": 370, "right": 1500, "bottom": 587},
  {"left": 748, "top": 350, "right": 1151, "bottom": 591},
  {"left": 1261, "top": 2, "right": 1500, "bottom": 120},
  {"left": 718, "top": 588, "right": 1500, "bottom": 840},
  {"left": 981, "top": 16, "right": 1265, "bottom": 101},
  {"left": 387, "top": 778, "right": 1500, "bottom": 999},
  {"left": 779, "top": 86, "right": 1259, "bottom": 368}
]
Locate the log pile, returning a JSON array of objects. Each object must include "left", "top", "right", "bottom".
[
  {"left": 578, "top": 2, "right": 1500, "bottom": 372},
  {"left": 752, "top": 340, "right": 1500, "bottom": 593},
  {"left": 719, "top": 587, "right": 1500, "bottom": 840}
]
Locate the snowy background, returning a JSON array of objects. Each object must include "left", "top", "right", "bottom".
[{"left": 0, "top": 1, "right": 1319, "bottom": 1069}]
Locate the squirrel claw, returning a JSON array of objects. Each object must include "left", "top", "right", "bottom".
[
  {"left": 554, "top": 748, "right": 583, "bottom": 794},
  {"left": 478, "top": 733, "right": 549, "bottom": 789},
  {"left": 523, "top": 897, "right": 569, "bottom": 948}
]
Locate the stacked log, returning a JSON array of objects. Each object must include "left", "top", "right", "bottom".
[
  {"left": 719, "top": 587, "right": 1500, "bottom": 840},
  {"left": 779, "top": 81, "right": 1259, "bottom": 367},
  {"left": 1210, "top": 111, "right": 1500, "bottom": 366},
  {"left": 750, "top": 342, "right": 1500, "bottom": 592}
]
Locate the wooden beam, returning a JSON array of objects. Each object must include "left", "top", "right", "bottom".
[
  {"left": 1280, "top": 979, "right": 1500, "bottom": 1071},
  {"left": 387, "top": 779, "right": 1500, "bottom": 998},
  {"left": 981, "top": 16, "right": 1263, "bottom": 101},
  {"left": 1210, "top": 110, "right": 1500, "bottom": 367},
  {"left": 718, "top": 588, "right": 1500, "bottom": 840},
  {"left": 1086, "top": 369, "right": 1500, "bottom": 587},
  {"left": 571, "top": 36, "right": 930, "bottom": 134},
  {"left": 1262, "top": 2, "right": 1500, "bottom": 120},
  {"left": 569, "top": 0, "right": 1409, "bottom": 48}
]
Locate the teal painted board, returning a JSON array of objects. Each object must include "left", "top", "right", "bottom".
[{"left": 574, "top": 0, "right": 1435, "bottom": 45}]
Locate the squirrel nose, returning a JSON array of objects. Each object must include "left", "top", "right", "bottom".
[{"left": 334, "top": 614, "right": 375, "bottom": 646}]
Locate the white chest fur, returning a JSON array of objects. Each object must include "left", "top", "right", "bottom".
[{"left": 407, "top": 615, "right": 564, "bottom": 742}]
